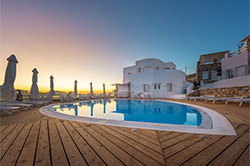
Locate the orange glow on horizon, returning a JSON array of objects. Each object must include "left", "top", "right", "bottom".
[{"left": 14, "top": 85, "right": 115, "bottom": 94}]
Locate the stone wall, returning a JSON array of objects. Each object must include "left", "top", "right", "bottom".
[
  {"left": 199, "top": 86, "right": 250, "bottom": 98},
  {"left": 196, "top": 61, "right": 221, "bottom": 84}
]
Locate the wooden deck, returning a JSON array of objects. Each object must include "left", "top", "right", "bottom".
[{"left": 0, "top": 100, "right": 249, "bottom": 166}]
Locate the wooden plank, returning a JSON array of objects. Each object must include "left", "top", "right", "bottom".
[
  {"left": 226, "top": 114, "right": 250, "bottom": 125},
  {"left": 80, "top": 123, "right": 143, "bottom": 166},
  {"left": 108, "top": 125, "right": 162, "bottom": 153},
  {"left": 161, "top": 133, "right": 194, "bottom": 150},
  {"left": 0, "top": 125, "right": 8, "bottom": 133},
  {"left": 62, "top": 121, "right": 105, "bottom": 166},
  {"left": 0, "top": 122, "right": 33, "bottom": 166},
  {"left": 116, "top": 126, "right": 160, "bottom": 146},
  {"left": 159, "top": 132, "right": 182, "bottom": 143},
  {"left": 163, "top": 134, "right": 203, "bottom": 159},
  {"left": 122, "top": 127, "right": 160, "bottom": 142},
  {"left": 34, "top": 120, "right": 50, "bottom": 166},
  {"left": 55, "top": 119, "right": 88, "bottom": 166},
  {"left": 96, "top": 124, "right": 164, "bottom": 166},
  {"left": 0, "top": 123, "right": 25, "bottom": 159},
  {"left": 105, "top": 125, "right": 164, "bottom": 163},
  {"left": 0, "top": 123, "right": 18, "bottom": 143},
  {"left": 71, "top": 121, "right": 124, "bottom": 166},
  {"left": 231, "top": 123, "right": 241, "bottom": 129},
  {"left": 157, "top": 130, "right": 173, "bottom": 138},
  {"left": 208, "top": 129, "right": 250, "bottom": 165},
  {"left": 48, "top": 119, "right": 69, "bottom": 166},
  {"left": 166, "top": 134, "right": 222, "bottom": 165},
  {"left": 16, "top": 121, "right": 40, "bottom": 166},
  {"left": 181, "top": 124, "right": 248, "bottom": 166},
  {"left": 134, "top": 128, "right": 160, "bottom": 139},
  {"left": 234, "top": 145, "right": 250, "bottom": 166}
]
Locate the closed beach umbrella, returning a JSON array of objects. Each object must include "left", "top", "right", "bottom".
[
  {"left": 74, "top": 105, "right": 78, "bottom": 116},
  {"left": 90, "top": 102, "right": 94, "bottom": 116},
  {"left": 48, "top": 75, "right": 55, "bottom": 98},
  {"left": 103, "top": 83, "right": 106, "bottom": 96},
  {"left": 90, "top": 82, "right": 93, "bottom": 96},
  {"left": 30, "top": 68, "right": 40, "bottom": 100},
  {"left": 74, "top": 80, "right": 77, "bottom": 97},
  {"left": 1, "top": 54, "right": 18, "bottom": 101},
  {"left": 103, "top": 100, "right": 106, "bottom": 113}
]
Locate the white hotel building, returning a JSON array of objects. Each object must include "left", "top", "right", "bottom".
[{"left": 114, "top": 58, "right": 190, "bottom": 98}]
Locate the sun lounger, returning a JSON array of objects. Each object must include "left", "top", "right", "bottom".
[
  {"left": 5, "top": 102, "right": 33, "bottom": 110},
  {"left": 240, "top": 98, "right": 250, "bottom": 106},
  {"left": 141, "top": 92, "right": 152, "bottom": 98},
  {"left": 60, "top": 95, "right": 74, "bottom": 102},
  {"left": 203, "top": 96, "right": 224, "bottom": 104},
  {"left": 186, "top": 96, "right": 194, "bottom": 100},
  {"left": 225, "top": 97, "right": 250, "bottom": 106},
  {"left": 102, "top": 93, "right": 111, "bottom": 99},
  {"left": 40, "top": 95, "right": 54, "bottom": 101},
  {"left": 78, "top": 94, "right": 90, "bottom": 100},
  {"left": 0, "top": 105, "right": 21, "bottom": 115},
  {"left": 188, "top": 96, "right": 203, "bottom": 101},
  {"left": 96, "top": 94, "right": 104, "bottom": 99},
  {"left": 187, "top": 95, "right": 249, "bottom": 106},
  {"left": 204, "top": 97, "right": 250, "bottom": 106},
  {"left": 22, "top": 100, "right": 50, "bottom": 107}
]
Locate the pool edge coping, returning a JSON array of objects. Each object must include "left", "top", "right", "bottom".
[{"left": 39, "top": 99, "right": 237, "bottom": 136}]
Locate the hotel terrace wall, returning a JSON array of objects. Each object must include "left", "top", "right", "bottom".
[
  {"left": 187, "top": 86, "right": 250, "bottom": 98},
  {"left": 199, "top": 86, "right": 250, "bottom": 98}
]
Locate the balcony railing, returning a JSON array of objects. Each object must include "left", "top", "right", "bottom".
[{"left": 227, "top": 46, "right": 248, "bottom": 58}]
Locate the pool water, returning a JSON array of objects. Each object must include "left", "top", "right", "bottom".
[{"left": 52, "top": 99, "right": 202, "bottom": 126}]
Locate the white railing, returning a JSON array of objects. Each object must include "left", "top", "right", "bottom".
[{"left": 227, "top": 47, "right": 248, "bottom": 58}]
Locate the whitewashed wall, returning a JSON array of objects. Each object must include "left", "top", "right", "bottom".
[
  {"left": 200, "top": 75, "right": 250, "bottom": 89},
  {"left": 116, "top": 84, "right": 129, "bottom": 97},
  {"left": 119, "top": 58, "right": 188, "bottom": 98},
  {"left": 123, "top": 58, "right": 176, "bottom": 83},
  {"left": 123, "top": 66, "right": 137, "bottom": 83},
  {"left": 122, "top": 59, "right": 186, "bottom": 98},
  {"left": 222, "top": 51, "right": 248, "bottom": 79}
]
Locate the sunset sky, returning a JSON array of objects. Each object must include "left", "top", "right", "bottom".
[{"left": 0, "top": 0, "right": 249, "bottom": 93}]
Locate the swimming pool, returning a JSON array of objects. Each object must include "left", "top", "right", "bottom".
[
  {"left": 40, "top": 99, "right": 236, "bottom": 135},
  {"left": 52, "top": 99, "right": 203, "bottom": 126}
]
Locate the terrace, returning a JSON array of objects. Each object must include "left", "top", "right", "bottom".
[{"left": 0, "top": 99, "right": 249, "bottom": 166}]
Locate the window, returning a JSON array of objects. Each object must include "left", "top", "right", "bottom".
[
  {"left": 138, "top": 68, "right": 142, "bottom": 73},
  {"left": 156, "top": 66, "right": 160, "bottom": 70},
  {"left": 226, "top": 69, "right": 233, "bottom": 78},
  {"left": 236, "top": 66, "right": 245, "bottom": 77},
  {"left": 164, "top": 67, "right": 170, "bottom": 70},
  {"left": 211, "top": 70, "right": 217, "bottom": 80},
  {"left": 167, "top": 83, "right": 173, "bottom": 92},
  {"left": 202, "top": 71, "right": 209, "bottom": 80},
  {"left": 143, "top": 84, "right": 149, "bottom": 92},
  {"left": 153, "top": 83, "right": 161, "bottom": 90}
]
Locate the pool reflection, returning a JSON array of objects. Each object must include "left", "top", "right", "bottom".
[{"left": 52, "top": 99, "right": 202, "bottom": 126}]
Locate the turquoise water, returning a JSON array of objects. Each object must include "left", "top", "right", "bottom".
[{"left": 52, "top": 99, "right": 202, "bottom": 126}]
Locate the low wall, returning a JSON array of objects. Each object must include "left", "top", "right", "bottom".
[
  {"left": 200, "top": 75, "right": 250, "bottom": 89},
  {"left": 199, "top": 86, "right": 250, "bottom": 98}
]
